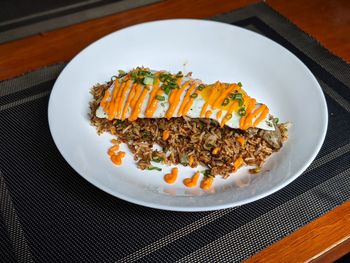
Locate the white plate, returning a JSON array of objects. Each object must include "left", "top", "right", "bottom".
[{"left": 48, "top": 19, "right": 327, "bottom": 211}]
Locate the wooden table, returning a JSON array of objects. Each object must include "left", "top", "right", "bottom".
[{"left": 1, "top": 0, "right": 349, "bottom": 261}]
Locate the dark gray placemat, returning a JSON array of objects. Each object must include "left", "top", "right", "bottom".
[
  {"left": 1, "top": 3, "right": 349, "bottom": 263},
  {"left": 0, "top": 0, "right": 161, "bottom": 44}
]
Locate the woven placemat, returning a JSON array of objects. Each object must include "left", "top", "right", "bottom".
[
  {"left": 1, "top": 3, "right": 350, "bottom": 263},
  {"left": 0, "top": 0, "right": 161, "bottom": 44}
]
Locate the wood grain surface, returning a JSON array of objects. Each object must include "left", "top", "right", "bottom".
[
  {"left": 0, "top": 0, "right": 349, "bottom": 261},
  {"left": 246, "top": 201, "right": 350, "bottom": 262},
  {"left": 0, "top": 0, "right": 257, "bottom": 80},
  {"left": 268, "top": 0, "right": 350, "bottom": 64}
]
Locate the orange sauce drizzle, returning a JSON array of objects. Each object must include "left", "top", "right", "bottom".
[
  {"left": 236, "top": 136, "right": 245, "bottom": 146},
  {"left": 100, "top": 90, "right": 110, "bottom": 110},
  {"left": 165, "top": 80, "right": 188, "bottom": 119},
  {"left": 106, "top": 79, "right": 120, "bottom": 120},
  {"left": 108, "top": 145, "right": 119, "bottom": 156},
  {"left": 130, "top": 83, "right": 142, "bottom": 109},
  {"left": 239, "top": 116, "right": 246, "bottom": 130},
  {"left": 188, "top": 155, "right": 195, "bottom": 167},
  {"left": 146, "top": 88, "right": 163, "bottom": 117},
  {"left": 110, "top": 80, "right": 126, "bottom": 119},
  {"left": 111, "top": 151, "right": 125, "bottom": 165},
  {"left": 177, "top": 82, "right": 196, "bottom": 117},
  {"left": 116, "top": 79, "right": 132, "bottom": 119},
  {"left": 205, "top": 110, "right": 212, "bottom": 118},
  {"left": 111, "top": 139, "right": 119, "bottom": 144},
  {"left": 129, "top": 85, "right": 150, "bottom": 121},
  {"left": 164, "top": 167, "right": 178, "bottom": 184},
  {"left": 183, "top": 172, "right": 200, "bottom": 188},
  {"left": 167, "top": 78, "right": 183, "bottom": 106},
  {"left": 145, "top": 77, "right": 160, "bottom": 116},
  {"left": 233, "top": 157, "right": 244, "bottom": 173},
  {"left": 102, "top": 70, "right": 266, "bottom": 133},
  {"left": 221, "top": 100, "right": 238, "bottom": 127},
  {"left": 182, "top": 89, "right": 201, "bottom": 116},
  {"left": 212, "top": 83, "right": 237, "bottom": 109},
  {"left": 244, "top": 114, "right": 254, "bottom": 130},
  {"left": 253, "top": 105, "right": 269, "bottom": 127},
  {"left": 163, "top": 130, "right": 170, "bottom": 140},
  {"left": 200, "top": 81, "right": 220, "bottom": 117},
  {"left": 121, "top": 83, "right": 137, "bottom": 120},
  {"left": 212, "top": 147, "right": 220, "bottom": 155},
  {"left": 239, "top": 98, "right": 256, "bottom": 130},
  {"left": 200, "top": 176, "right": 214, "bottom": 190}
]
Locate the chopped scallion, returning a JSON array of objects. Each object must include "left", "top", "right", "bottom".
[
  {"left": 152, "top": 157, "right": 164, "bottom": 163},
  {"left": 238, "top": 107, "right": 246, "bottom": 116},
  {"left": 147, "top": 166, "right": 162, "bottom": 171},
  {"left": 190, "top": 93, "right": 198, "bottom": 98},
  {"left": 203, "top": 169, "right": 211, "bottom": 177},
  {"left": 237, "top": 82, "right": 242, "bottom": 87},
  {"left": 222, "top": 98, "right": 230, "bottom": 106},
  {"left": 273, "top": 117, "right": 279, "bottom": 124},
  {"left": 143, "top": 76, "right": 154, "bottom": 85},
  {"left": 131, "top": 72, "right": 138, "bottom": 80},
  {"left": 156, "top": 95, "right": 165, "bottom": 101},
  {"left": 164, "top": 86, "right": 171, "bottom": 95},
  {"left": 197, "top": 84, "right": 206, "bottom": 91},
  {"left": 118, "top": 70, "right": 126, "bottom": 77}
]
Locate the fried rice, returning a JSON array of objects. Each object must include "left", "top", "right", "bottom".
[{"left": 90, "top": 82, "right": 289, "bottom": 178}]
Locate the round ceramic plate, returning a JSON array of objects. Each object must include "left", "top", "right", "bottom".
[{"left": 48, "top": 19, "right": 327, "bottom": 211}]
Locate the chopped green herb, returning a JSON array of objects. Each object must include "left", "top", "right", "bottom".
[
  {"left": 164, "top": 86, "right": 171, "bottom": 95},
  {"left": 229, "top": 93, "right": 244, "bottom": 106},
  {"left": 143, "top": 76, "right": 154, "bottom": 85},
  {"left": 152, "top": 157, "right": 164, "bottom": 163},
  {"left": 238, "top": 107, "right": 246, "bottom": 116},
  {"left": 131, "top": 72, "right": 138, "bottom": 80},
  {"left": 203, "top": 169, "right": 212, "bottom": 177},
  {"left": 229, "top": 93, "right": 243, "bottom": 100},
  {"left": 138, "top": 69, "right": 150, "bottom": 76},
  {"left": 114, "top": 120, "right": 122, "bottom": 126},
  {"left": 111, "top": 75, "right": 118, "bottom": 81},
  {"left": 273, "top": 117, "right": 279, "bottom": 124},
  {"left": 160, "top": 73, "right": 171, "bottom": 82},
  {"left": 160, "top": 72, "right": 179, "bottom": 93},
  {"left": 167, "top": 82, "right": 179, "bottom": 89},
  {"left": 197, "top": 84, "right": 206, "bottom": 91},
  {"left": 190, "top": 93, "right": 198, "bottom": 98},
  {"left": 222, "top": 98, "right": 230, "bottom": 106},
  {"left": 130, "top": 68, "right": 155, "bottom": 84},
  {"left": 237, "top": 82, "right": 242, "bottom": 87},
  {"left": 156, "top": 95, "right": 165, "bottom": 101},
  {"left": 147, "top": 166, "right": 162, "bottom": 171},
  {"left": 118, "top": 70, "right": 126, "bottom": 77}
]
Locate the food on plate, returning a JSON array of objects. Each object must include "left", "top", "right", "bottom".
[{"left": 90, "top": 67, "right": 289, "bottom": 189}]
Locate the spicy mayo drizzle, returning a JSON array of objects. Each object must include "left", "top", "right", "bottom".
[
  {"left": 102, "top": 69, "right": 269, "bottom": 128},
  {"left": 164, "top": 168, "right": 178, "bottom": 184},
  {"left": 183, "top": 172, "right": 200, "bottom": 188}
]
